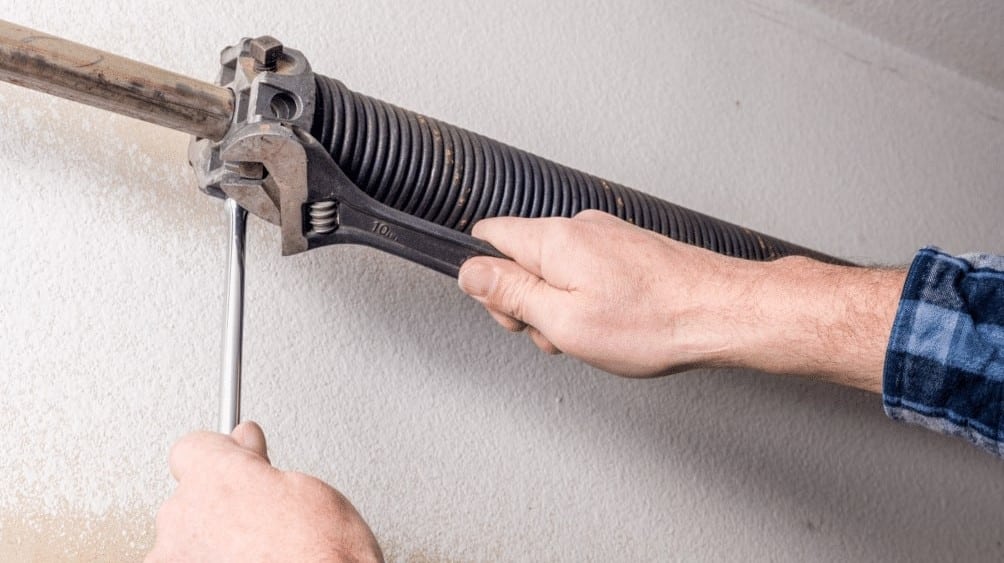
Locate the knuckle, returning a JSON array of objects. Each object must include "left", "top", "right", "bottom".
[
  {"left": 490, "top": 309, "right": 525, "bottom": 332},
  {"left": 216, "top": 448, "right": 272, "bottom": 483},
  {"left": 470, "top": 217, "right": 495, "bottom": 240},
  {"left": 574, "top": 209, "right": 607, "bottom": 221},
  {"left": 545, "top": 218, "right": 586, "bottom": 256},
  {"left": 548, "top": 218, "right": 576, "bottom": 242},
  {"left": 168, "top": 431, "right": 213, "bottom": 466},
  {"left": 490, "top": 275, "right": 538, "bottom": 320},
  {"left": 285, "top": 471, "right": 325, "bottom": 495},
  {"left": 285, "top": 471, "right": 344, "bottom": 506},
  {"left": 166, "top": 438, "right": 186, "bottom": 466},
  {"left": 528, "top": 328, "right": 561, "bottom": 355}
]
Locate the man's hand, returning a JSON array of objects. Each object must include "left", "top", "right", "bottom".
[
  {"left": 458, "top": 210, "right": 906, "bottom": 391},
  {"left": 147, "top": 422, "right": 382, "bottom": 563}
]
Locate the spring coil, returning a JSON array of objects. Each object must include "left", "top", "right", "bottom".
[
  {"left": 310, "top": 75, "right": 837, "bottom": 263},
  {"left": 308, "top": 200, "right": 337, "bottom": 234}
]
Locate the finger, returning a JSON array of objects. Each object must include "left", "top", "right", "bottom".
[
  {"left": 471, "top": 216, "right": 570, "bottom": 278},
  {"left": 528, "top": 326, "right": 562, "bottom": 355},
  {"left": 458, "top": 257, "right": 566, "bottom": 329},
  {"left": 487, "top": 308, "right": 527, "bottom": 332},
  {"left": 231, "top": 420, "right": 270, "bottom": 463},
  {"left": 168, "top": 430, "right": 230, "bottom": 482}
]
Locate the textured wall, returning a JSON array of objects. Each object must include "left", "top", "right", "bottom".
[{"left": 1, "top": 0, "right": 1003, "bottom": 561}]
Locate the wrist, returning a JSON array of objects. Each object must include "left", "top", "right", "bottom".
[{"left": 725, "top": 256, "right": 906, "bottom": 392}]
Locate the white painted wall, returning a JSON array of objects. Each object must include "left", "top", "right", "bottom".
[
  {"left": 1, "top": 0, "right": 1002, "bottom": 560},
  {"left": 793, "top": 0, "right": 1004, "bottom": 92}
]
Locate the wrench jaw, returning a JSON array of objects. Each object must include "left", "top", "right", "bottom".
[
  {"left": 216, "top": 124, "right": 375, "bottom": 258},
  {"left": 217, "top": 122, "right": 376, "bottom": 258},
  {"left": 220, "top": 123, "right": 311, "bottom": 256}
]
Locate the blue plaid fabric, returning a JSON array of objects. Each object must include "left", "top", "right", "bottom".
[{"left": 884, "top": 247, "right": 1004, "bottom": 457}]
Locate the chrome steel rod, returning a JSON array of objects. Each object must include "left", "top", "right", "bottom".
[
  {"left": 219, "top": 199, "right": 248, "bottom": 433},
  {"left": 0, "top": 19, "right": 233, "bottom": 140}
]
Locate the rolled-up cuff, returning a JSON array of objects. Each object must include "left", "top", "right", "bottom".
[{"left": 883, "top": 247, "right": 1004, "bottom": 458}]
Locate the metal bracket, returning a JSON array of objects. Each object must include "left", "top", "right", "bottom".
[
  {"left": 189, "top": 35, "right": 504, "bottom": 276},
  {"left": 188, "top": 36, "right": 316, "bottom": 208}
]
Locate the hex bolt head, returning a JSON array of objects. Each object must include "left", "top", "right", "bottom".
[{"left": 249, "top": 36, "right": 283, "bottom": 71}]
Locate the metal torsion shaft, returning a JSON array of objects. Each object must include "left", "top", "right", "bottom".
[{"left": 0, "top": 19, "right": 233, "bottom": 140}]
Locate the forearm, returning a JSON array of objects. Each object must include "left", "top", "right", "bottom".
[
  {"left": 462, "top": 215, "right": 1004, "bottom": 457},
  {"left": 461, "top": 213, "right": 910, "bottom": 385},
  {"left": 727, "top": 256, "right": 906, "bottom": 392}
]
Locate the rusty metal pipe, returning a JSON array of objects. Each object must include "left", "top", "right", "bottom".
[{"left": 0, "top": 20, "right": 233, "bottom": 140}]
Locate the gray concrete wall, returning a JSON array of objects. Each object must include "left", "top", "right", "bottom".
[{"left": 1, "top": 0, "right": 1002, "bottom": 560}]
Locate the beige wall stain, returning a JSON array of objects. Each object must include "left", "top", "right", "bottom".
[
  {"left": 0, "top": 515, "right": 485, "bottom": 563},
  {"left": 0, "top": 85, "right": 216, "bottom": 238},
  {"left": 0, "top": 505, "right": 153, "bottom": 562}
]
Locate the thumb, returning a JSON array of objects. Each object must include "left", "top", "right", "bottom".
[
  {"left": 230, "top": 420, "right": 270, "bottom": 463},
  {"left": 458, "top": 257, "right": 564, "bottom": 330}
]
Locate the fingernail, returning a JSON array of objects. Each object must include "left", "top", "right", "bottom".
[{"left": 458, "top": 262, "right": 494, "bottom": 298}]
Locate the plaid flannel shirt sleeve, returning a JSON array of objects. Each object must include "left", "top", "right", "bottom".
[{"left": 883, "top": 247, "right": 1004, "bottom": 457}]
